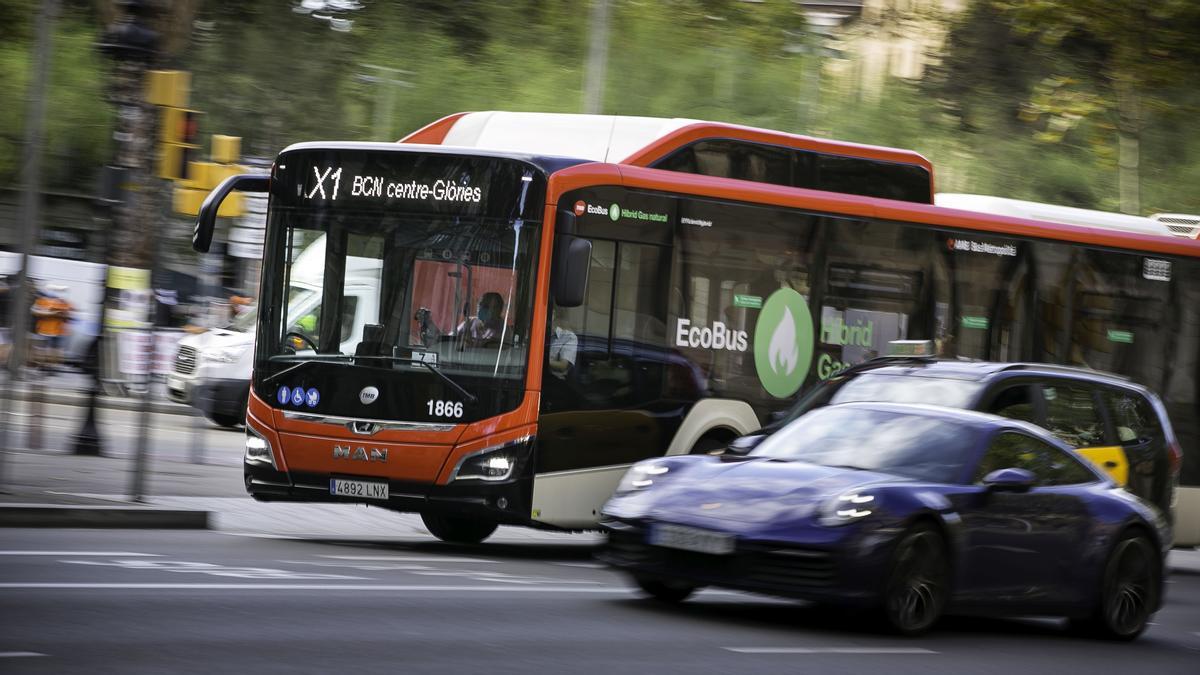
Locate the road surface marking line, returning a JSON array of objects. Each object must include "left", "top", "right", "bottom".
[
  {"left": 0, "top": 583, "right": 630, "bottom": 592},
  {"left": 0, "top": 552, "right": 159, "bottom": 557},
  {"left": 318, "top": 555, "right": 500, "bottom": 563},
  {"left": 0, "top": 653, "right": 47, "bottom": 658},
  {"left": 555, "top": 563, "right": 608, "bottom": 569},
  {"left": 725, "top": 647, "right": 937, "bottom": 655}
]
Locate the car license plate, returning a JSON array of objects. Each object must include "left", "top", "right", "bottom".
[
  {"left": 329, "top": 479, "right": 389, "bottom": 500},
  {"left": 649, "top": 523, "right": 735, "bottom": 555}
]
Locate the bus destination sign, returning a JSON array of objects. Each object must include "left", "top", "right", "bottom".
[{"left": 302, "top": 166, "right": 483, "bottom": 204}]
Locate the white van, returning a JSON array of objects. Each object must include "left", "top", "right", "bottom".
[{"left": 167, "top": 237, "right": 380, "bottom": 427}]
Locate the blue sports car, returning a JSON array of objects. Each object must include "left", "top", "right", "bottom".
[{"left": 599, "top": 403, "right": 1169, "bottom": 638}]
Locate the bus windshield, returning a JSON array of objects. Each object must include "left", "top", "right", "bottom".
[{"left": 252, "top": 148, "right": 546, "bottom": 423}]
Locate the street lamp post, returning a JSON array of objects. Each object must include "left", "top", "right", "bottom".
[{"left": 71, "top": 0, "right": 161, "bottom": 459}]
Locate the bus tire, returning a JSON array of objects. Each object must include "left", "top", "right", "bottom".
[{"left": 421, "top": 512, "right": 498, "bottom": 544}]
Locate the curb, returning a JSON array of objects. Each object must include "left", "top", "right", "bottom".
[{"left": 0, "top": 505, "right": 211, "bottom": 529}]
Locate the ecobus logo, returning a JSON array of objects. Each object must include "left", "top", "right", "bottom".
[{"left": 753, "top": 288, "right": 814, "bottom": 398}]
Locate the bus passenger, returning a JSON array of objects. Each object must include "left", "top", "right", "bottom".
[{"left": 457, "top": 292, "right": 504, "bottom": 347}]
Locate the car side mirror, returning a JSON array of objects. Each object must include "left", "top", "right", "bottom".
[
  {"left": 723, "top": 434, "right": 764, "bottom": 457},
  {"left": 982, "top": 467, "right": 1036, "bottom": 493}
]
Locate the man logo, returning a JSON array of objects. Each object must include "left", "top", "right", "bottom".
[
  {"left": 333, "top": 445, "right": 388, "bottom": 462},
  {"left": 359, "top": 386, "right": 379, "bottom": 405},
  {"left": 574, "top": 200, "right": 587, "bottom": 216}
]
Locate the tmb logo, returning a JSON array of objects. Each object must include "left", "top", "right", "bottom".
[{"left": 574, "top": 200, "right": 587, "bottom": 216}]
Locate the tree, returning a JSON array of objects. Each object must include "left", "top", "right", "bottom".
[{"left": 995, "top": 0, "right": 1200, "bottom": 214}]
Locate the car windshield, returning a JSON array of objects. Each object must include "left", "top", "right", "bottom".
[{"left": 751, "top": 406, "right": 978, "bottom": 483}]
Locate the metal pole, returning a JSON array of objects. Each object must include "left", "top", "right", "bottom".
[
  {"left": 129, "top": 321, "right": 153, "bottom": 502},
  {"left": 582, "top": 0, "right": 609, "bottom": 114},
  {"left": 0, "top": 0, "right": 57, "bottom": 489}
]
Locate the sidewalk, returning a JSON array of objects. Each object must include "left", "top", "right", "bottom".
[
  {"left": 0, "top": 448, "right": 600, "bottom": 545},
  {"left": 7, "top": 369, "right": 191, "bottom": 415}
]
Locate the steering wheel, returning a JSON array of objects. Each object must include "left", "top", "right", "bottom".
[{"left": 286, "top": 331, "right": 319, "bottom": 352}]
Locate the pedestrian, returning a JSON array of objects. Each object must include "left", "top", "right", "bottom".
[{"left": 32, "top": 284, "right": 73, "bottom": 369}]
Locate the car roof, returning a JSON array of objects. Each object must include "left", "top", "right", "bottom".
[{"left": 841, "top": 357, "right": 1143, "bottom": 390}]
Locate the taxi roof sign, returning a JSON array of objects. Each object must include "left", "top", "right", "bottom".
[{"left": 887, "top": 340, "right": 935, "bottom": 357}]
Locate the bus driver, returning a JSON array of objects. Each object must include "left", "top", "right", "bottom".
[{"left": 457, "top": 292, "right": 505, "bottom": 347}]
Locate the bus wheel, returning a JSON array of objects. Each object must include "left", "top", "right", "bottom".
[{"left": 421, "top": 512, "right": 498, "bottom": 544}]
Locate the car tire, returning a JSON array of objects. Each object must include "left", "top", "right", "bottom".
[
  {"left": 880, "top": 522, "right": 949, "bottom": 636},
  {"left": 634, "top": 575, "right": 698, "bottom": 603},
  {"left": 420, "top": 512, "right": 498, "bottom": 544},
  {"left": 1071, "top": 531, "right": 1159, "bottom": 641},
  {"left": 207, "top": 412, "right": 244, "bottom": 428}
]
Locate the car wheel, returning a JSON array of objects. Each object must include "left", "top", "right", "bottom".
[
  {"left": 634, "top": 575, "right": 698, "bottom": 603},
  {"left": 420, "top": 512, "right": 498, "bottom": 544},
  {"left": 206, "top": 412, "right": 243, "bottom": 428},
  {"left": 1073, "top": 532, "right": 1159, "bottom": 640},
  {"left": 881, "top": 523, "right": 948, "bottom": 636}
]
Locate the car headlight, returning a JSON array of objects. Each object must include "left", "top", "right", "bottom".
[
  {"left": 819, "top": 491, "right": 876, "bottom": 527},
  {"left": 452, "top": 436, "right": 532, "bottom": 482},
  {"left": 202, "top": 345, "right": 249, "bottom": 363},
  {"left": 244, "top": 427, "right": 276, "bottom": 468},
  {"left": 614, "top": 462, "right": 671, "bottom": 495}
]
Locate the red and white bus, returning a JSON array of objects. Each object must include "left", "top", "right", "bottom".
[{"left": 194, "top": 111, "right": 1200, "bottom": 544}]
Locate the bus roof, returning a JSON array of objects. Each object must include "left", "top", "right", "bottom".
[
  {"left": 935, "top": 193, "right": 1200, "bottom": 240},
  {"left": 544, "top": 162, "right": 1200, "bottom": 260},
  {"left": 400, "top": 111, "right": 933, "bottom": 175}
]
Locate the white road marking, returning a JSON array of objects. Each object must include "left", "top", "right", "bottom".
[
  {"left": 0, "top": 551, "right": 159, "bottom": 557},
  {"left": 318, "top": 554, "right": 499, "bottom": 563},
  {"left": 0, "top": 652, "right": 46, "bottom": 658},
  {"left": 725, "top": 647, "right": 937, "bottom": 655},
  {"left": 0, "top": 583, "right": 630, "bottom": 592},
  {"left": 555, "top": 562, "right": 607, "bottom": 569},
  {"left": 62, "top": 559, "right": 365, "bottom": 580}
]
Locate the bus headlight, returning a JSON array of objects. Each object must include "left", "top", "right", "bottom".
[
  {"left": 244, "top": 427, "right": 276, "bottom": 468},
  {"left": 452, "top": 436, "right": 532, "bottom": 482}
]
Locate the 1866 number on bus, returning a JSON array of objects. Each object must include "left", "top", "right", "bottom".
[{"left": 427, "top": 400, "right": 464, "bottom": 418}]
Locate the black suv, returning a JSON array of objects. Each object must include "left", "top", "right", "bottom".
[{"left": 732, "top": 358, "right": 1183, "bottom": 518}]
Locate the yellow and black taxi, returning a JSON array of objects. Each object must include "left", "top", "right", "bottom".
[{"left": 732, "top": 345, "right": 1183, "bottom": 523}]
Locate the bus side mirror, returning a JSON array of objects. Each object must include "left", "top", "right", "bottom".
[
  {"left": 193, "top": 173, "right": 270, "bottom": 253},
  {"left": 551, "top": 211, "right": 591, "bottom": 307}
]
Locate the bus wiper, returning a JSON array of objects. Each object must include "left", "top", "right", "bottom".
[{"left": 267, "top": 354, "right": 478, "bottom": 404}]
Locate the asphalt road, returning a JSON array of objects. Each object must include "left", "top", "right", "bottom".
[{"left": 1, "top": 528, "right": 1198, "bottom": 674}]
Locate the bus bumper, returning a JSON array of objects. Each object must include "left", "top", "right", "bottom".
[{"left": 243, "top": 461, "right": 534, "bottom": 526}]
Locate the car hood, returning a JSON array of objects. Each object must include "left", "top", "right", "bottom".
[
  {"left": 179, "top": 328, "right": 254, "bottom": 351},
  {"left": 636, "top": 457, "right": 899, "bottom": 527}
]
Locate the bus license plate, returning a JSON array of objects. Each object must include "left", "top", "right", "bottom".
[
  {"left": 649, "top": 523, "right": 734, "bottom": 555},
  {"left": 329, "top": 479, "right": 389, "bottom": 500}
]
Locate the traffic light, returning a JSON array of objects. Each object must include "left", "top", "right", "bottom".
[{"left": 158, "top": 107, "right": 202, "bottom": 180}]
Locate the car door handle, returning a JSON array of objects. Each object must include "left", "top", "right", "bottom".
[{"left": 1104, "top": 461, "right": 1119, "bottom": 468}]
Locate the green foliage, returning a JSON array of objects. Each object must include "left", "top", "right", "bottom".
[{"left": 3, "top": 0, "right": 1199, "bottom": 216}]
